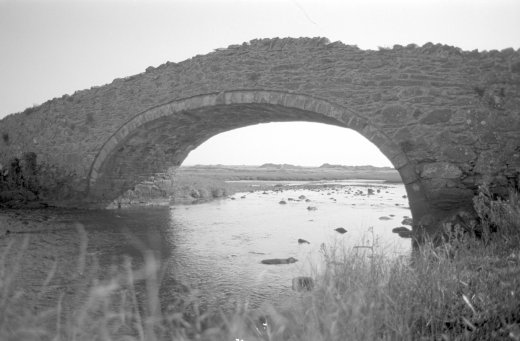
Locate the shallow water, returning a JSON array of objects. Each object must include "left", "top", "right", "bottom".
[{"left": 0, "top": 180, "right": 411, "bottom": 312}]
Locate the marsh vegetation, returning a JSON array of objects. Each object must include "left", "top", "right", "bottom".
[{"left": 113, "top": 164, "right": 401, "bottom": 207}]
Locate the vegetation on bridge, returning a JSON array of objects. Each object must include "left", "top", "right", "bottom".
[{"left": 0, "top": 152, "right": 78, "bottom": 208}]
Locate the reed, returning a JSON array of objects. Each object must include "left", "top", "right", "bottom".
[{"left": 1, "top": 188, "right": 519, "bottom": 340}]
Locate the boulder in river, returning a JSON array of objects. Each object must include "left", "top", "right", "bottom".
[
  {"left": 307, "top": 206, "right": 317, "bottom": 211},
  {"left": 279, "top": 200, "right": 287, "bottom": 205},
  {"left": 379, "top": 216, "right": 391, "bottom": 220},
  {"left": 334, "top": 227, "right": 347, "bottom": 234},
  {"left": 292, "top": 276, "right": 314, "bottom": 292},
  {"left": 261, "top": 257, "right": 298, "bottom": 265},
  {"left": 401, "top": 217, "right": 413, "bottom": 226},
  {"left": 392, "top": 226, "right": 411, "bottom": 234},
  {"left": 298, "top": 238, "right": 310, "bottom": 244},
  {"left": 398, "top": 230, "right": 413, "bottom": 238}
]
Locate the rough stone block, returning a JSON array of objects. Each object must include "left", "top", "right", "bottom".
[
  {"left": 422, "top": 178, "right": 460, "bottom": 191},
  {"left": 347, "top": 116, "right": 368, "bottom": 131},
  {"left": 142, "top": 110, "right": 156, "bottom": 123},
  {"left": 303, "top": 98, "right": 320, "bottom": 112},
  {"left": 473, "top": 150, "right": 503, "bottom": 175},
  {"left": 420, "top": 162, "right": 462, "bottom": 179},
  {"left": 243, "top": 91, "right": 255, "bottom": 103},
  {"left": 265, "top": 92, "right": 282, "bottom": 105},
  {"left": 398, "top": 163, "right": 418, "bottom": 184},
  {"left": 420, "top": 109, "right": 452, "bottom": 124},
  {"left": 201, "top": 94, "right": 217, "bottom": 106},
  {"left": 119, "top": 125, "right": 130, "bottom": 137},
  {"left": 442, "top": 145, "right": 476, "bottom": 163},
  {"left": 224, "top": 92, "right": 234, "bottom": 104},
  {"left": 390, "top": 152, "right": 409, "bottom": 170},
  {"left": 377, "top": 104, "right": 409, "bottom": 126},
  {"left": 340, "top": 111, "right": 353, "bottom": 124},
  {"left": 315, "top": 101, "right": 332, "bottom": 116},
  {"left": 361, "top": 124, "right": 378, "bottom": 139},
  {"left": 282, "top": 94, "right": 298, "bottom": 108},
  {"left": 253, "top": 91, "right": 271, "bottom": 104},
  {"left": 227, "top": 92, "right": 243, "bottom": 104}
]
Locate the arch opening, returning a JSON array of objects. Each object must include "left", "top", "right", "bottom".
[
  {"left": 86, "top": 90, "right": 426, "bottom": 222},
  {"left": 183, "top": 121, "right": 394, "bottom": 168}
]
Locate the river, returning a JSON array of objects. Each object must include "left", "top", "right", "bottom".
[{"left": 0, "top": 180, "right": 411, "bottom": 314}]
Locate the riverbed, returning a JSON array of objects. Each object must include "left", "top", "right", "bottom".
[{"left": 0, "top": 180, "right": 411, "bottom": 313}]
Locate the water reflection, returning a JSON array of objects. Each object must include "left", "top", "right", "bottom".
[{"left": 1, "top": 181, "right": 411, "bottom": 312}]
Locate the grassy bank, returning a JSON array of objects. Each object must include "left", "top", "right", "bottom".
[
  {"left": 175, "top": 164, "right": 401, "bottom": 182},
  {"left": 1, "top": 188, "right": 519, "bottom": 340}
]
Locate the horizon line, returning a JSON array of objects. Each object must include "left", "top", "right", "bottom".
[{"left": 180, "top": 163, "right": 396, "bottom": 168}]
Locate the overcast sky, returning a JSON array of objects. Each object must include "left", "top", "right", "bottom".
[{"left": 1, "top": 0, "right": 518, "bottom": 167}]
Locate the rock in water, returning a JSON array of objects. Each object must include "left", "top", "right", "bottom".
[
  {"left": 298, "top": 238, "right": 310, "bottom": 244},
  {"left": 401, "top": 217, "right": 413, "bottom": 226},
  {"left": 279, "top": 200, "right": 287, "bottom": 204},
  {"left": 261, "top": 257, "right": 298, "bottom": 265},
  {"left": 292, "top": 277, "right": 314, "bottom": 292},
  {"left": 392, "top": 226, "right": 411, "bottom": 234},
  {"left": 398, "top": 230, "right": 413, "bottom": 238},
  {"left": 334, "top": 227, "right": 347, "bottom": 234},
  {"left": 307, "top": 206, "right": 317, "bottom": 211}
]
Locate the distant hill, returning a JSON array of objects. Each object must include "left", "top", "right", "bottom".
[
  {"left": 319, "top": 163, "right": 394, "bottom": 171},
  {"left": 259, "top": 163, "right": 303, "bottom": 169},
  {"left": 182, "top": 163, "right": 396, "bottom": 171}
]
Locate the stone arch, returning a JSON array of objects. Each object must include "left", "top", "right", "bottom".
[{"left": 86, "top": 89, "right": 427, "bottom": 219}]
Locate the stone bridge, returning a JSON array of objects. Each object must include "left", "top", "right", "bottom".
[{"left": 1, "top": 37, "right": 519, "bottom": 235}]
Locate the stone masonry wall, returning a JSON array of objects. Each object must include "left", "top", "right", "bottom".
[{"left": 1, "top": 37, "right": 519, "bottom": 234}]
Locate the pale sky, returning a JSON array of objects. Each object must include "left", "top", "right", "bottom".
[{"left": 1, "top": 0, "right": 519, "bottom": 167}]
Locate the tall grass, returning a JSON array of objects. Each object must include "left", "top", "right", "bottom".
[
  {"left": 474, "top": 186, "right": 520, "bottom": 239},
  {"left": 1, "top": 188, "right": 520, "bottom": 340}
]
